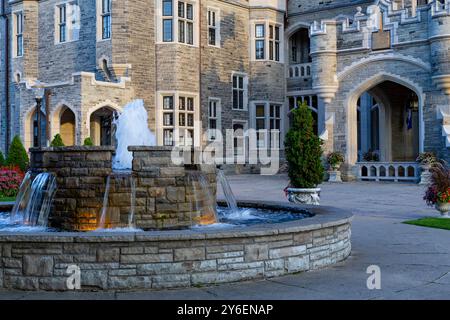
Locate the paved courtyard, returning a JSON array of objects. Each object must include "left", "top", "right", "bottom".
[{"left": 0, "top": 175, "right": 449, "bottom": 300}]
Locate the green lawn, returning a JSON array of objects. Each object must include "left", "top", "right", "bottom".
[
  {"left": 0, "top": 197, "right": 16, "bottom": 203},
  {"left": 404, "top": 218, "right": 450, "bottom": 231}
]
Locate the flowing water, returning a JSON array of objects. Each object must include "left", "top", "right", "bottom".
[
  {"left": 217, "top": 170, "right": 238, "bottom": 212},
  {"left": 187, "top": 171, "right": 219, "bottom": 226},
  {"left": 113, "top": 99, "right": 157, "bottom": 170},
  {"left": 9, "top": 172, "right": 57, "bottom": 227},
  {"left": 98, "top": 172, "right": 137, "bottom": 230}
]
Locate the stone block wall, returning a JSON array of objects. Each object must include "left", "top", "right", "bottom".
[
  {"left": 29, "top": 147, "right": 217, "bottom": 232},
  {"left": 0, "top": 211, "right": 352, "bottom": 291},
  {"left": 30, "top": 147, "right": 115, "bottom": 231}
]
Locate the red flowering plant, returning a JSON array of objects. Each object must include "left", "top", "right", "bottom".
[
  {"left": 0, "top": 166, "right": 24, "bottom": 198},
  {"left": 424, "top": 162, "right": 450, "bottom": 206}
]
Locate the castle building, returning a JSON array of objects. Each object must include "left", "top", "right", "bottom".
[{"left": 0, "top": 0, "right": 449, "bottom": 180}]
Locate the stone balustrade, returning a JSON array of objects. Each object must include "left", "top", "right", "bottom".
[{"left": 357, "top": 162, "right": 420, "bottom": 182}]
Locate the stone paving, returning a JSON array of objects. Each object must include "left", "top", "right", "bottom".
[{"left": 1, "top": 174, "right": 449, "bottom": 300}]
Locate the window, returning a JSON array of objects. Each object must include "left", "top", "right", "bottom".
[
  {"left": 255, "top": 24, "right": 265, "bottom": 60},
  {"left": 56, "top": 2, "right": 81, "bottom": 44},
  {"left": 58, "top": 5, "right": 67, "bottom": 42},
  {"left": 269, "top": 104, "right": 281, "bottom": 148},
  {"left": 15, "top": 12, "right": 24, "bottom": 57},
  {"left": 208, "top": 9, "right": 219, "bottom": 47},
  {"left": 253, "top": 103, "right": 283, "bottom": 149},
  {"left": 160, "top": 94, "right": 196, "bottom": 146},
  {"left": 178, "top": 2, "right": 193, "bottom": 44},
  {"left": 253, "top": 22, "right": 282, "bottom": 62},
  {"left": 101, "top": 0, "right": 112, "bottom": 39},
  {"left": 232, "top": 74, "right": 247, "bottom": 110},
  {"left": 208, "top": 99, "right": 221, "bottom": 141}
]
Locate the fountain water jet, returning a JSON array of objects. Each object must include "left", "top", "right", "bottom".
[
  {"left": 217, "top": 170, "right": 238, "bottom": 212},
  {"left": 187, "top": 171, "right": 218, "bottom": 226},
  {"left": 113, "top": 99, "right": 156, "bottom": 170}
]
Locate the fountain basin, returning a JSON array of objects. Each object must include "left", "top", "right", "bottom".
[{"left": 0, "top": 201, "right": 352, "bottom": 291}]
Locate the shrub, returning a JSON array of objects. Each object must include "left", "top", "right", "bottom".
[
  {"left": 327, "top": 152, "right": 345, "bottom": 168},
  {"left": 0, "top": 166, "right": 24, "bottom": 198},
  {"left": 0, "top": 151, "right": 5, "bottom": 166},
  {"left": 424, "top": 163, "right": 450, "bottom": 206},
  {"left": 6, "top": 136, "right": 29, "bottom": 172},
  {"left": 285, "top": 102, "right": 324, "bottom": 188},
  {"left": 83, "top": 137, "right": 94, "bottom": 146},
  {"left": 50, "top": 134, "right": 65, "bottom": 147}
]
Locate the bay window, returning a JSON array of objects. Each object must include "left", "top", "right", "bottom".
[
  {"left": 159, "top": 0, "right": 197, "bottom": 45},
  {"left": 252, "top": 21, "right": 283, "bottom": 62},
  {"left": 160, "top": 94, "right": 197, "bottom": 147}
]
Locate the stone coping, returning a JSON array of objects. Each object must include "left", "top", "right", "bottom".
[
  {"left": 128, "top": 146, "right": 175, "bottom": 152},
  {"left": 0, "top": 201, "right": 352, "bottom": 243},
  {"left": 29, "top": 146, "right": 116, "bottom": 152}
]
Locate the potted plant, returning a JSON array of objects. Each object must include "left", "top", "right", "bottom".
[
  {"left": 326, "top": 152, "right": 344, "bottom": 183},
  {"left": 284, "top": 102, "right": 324, "bottom": 205},
  {"left": 416, "top": 152, "right": 437, "bottom": 185},
  {"left": 424, "top": 163, "right": 450, "bottom": 218}
]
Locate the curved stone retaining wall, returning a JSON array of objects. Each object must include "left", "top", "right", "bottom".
[{"left": 0, "top": 203, "right": 352, "bottom": 291}]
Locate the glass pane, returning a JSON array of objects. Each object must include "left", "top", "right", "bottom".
[
  {"left": 178, "top": 1, "right": 184, "bottom": 18},
  {"left": 239, "top": 91, "right": 244, "bottom": 109},
  {"left": 269, "top": 41, "right": 273, "bottom": 60},
  {"left": 232, "top": 76, "right": 237, "bottom": 88},
  {"left": 256, "top": 40, "right": 264, "bottom": 59},
  {"left": 163, "top": 0, "right": 173, "bottom": 16},
  {"left": 256, "top": 105, "right": 265, "bottom": 117},
  {"left": 163, "top": 96, "right": 173, "bottom": 109},
  {"left": 256, "top": 119, "right": 265, "bottom": 130},
  {"left": 255, "top": 24, "right": 264, "bottom": 38},
  {"left": 233, "top": 90, "right": 238, "bottom": 109},
  {"left": 179, "top": 113, "right": 185, "bottom": 126},
  {"left": 163, "top": 113, "right": 173, "bottom": 126},
  {"left": 179, "top": 97, "right": 185, "bottom": 110},
  {"left": 178, "top": 21, "right": 185, "bottom": 42},
  {"left": 209, "top": 28, "right": 216, "bottom": 46},
  {"left": 275, "top": 42, "right": 280, "bottom": 61},
  {"left": 186, "top": 22, "right": 193, "bottom": 45},
  {"left": 209, "top": 119, "right": 216, "bottom": 129},
  {"left": 187, "top": 114, "right": 194, "bottom": 127},
  {"left": 275, "top": 26, "right": 280, "bottom": 40},
  {"left": 164, "top": 129, "right": 173, "bottom": 146},
  {"left": 187, "top": 3, "right": 193, "bottom": 20},
  {"left": 269, "top": 25, "right": 273, "bottom": 39},
  {"left": 163, "top": 19, "right": 173, "bottom": 42},
  {"left": 239, "top": 76, "right": 243, "bottom": 89},
  {"left": 187, "top": 97, "right": 194, "bottom": 111}
]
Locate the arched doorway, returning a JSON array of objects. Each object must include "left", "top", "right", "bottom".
[
  {"left": 59, "top": 107, "right": 76, "bottom": 146},
  {"left": 89, "top": 107, "right": 116, "bottom": 146}
]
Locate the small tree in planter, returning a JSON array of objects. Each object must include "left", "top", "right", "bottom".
[
  {"left": 285, "top": 102, "right": 324, "bottom": 205},
  {"left": 424, "top": 162, "right": 450, "bottom": 218},
  {"left": 83, "top": 137, "right": 94, "bottom": 146},
  {"left": 326, "top": 152, "right": 345, "bottom": 183},
  {"left": 417, "top": 152, "right": 438, "bottom": 185}
]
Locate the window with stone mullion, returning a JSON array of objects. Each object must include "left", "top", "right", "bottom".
[
  {"left": 16, "top": 12, "right": 24, "bottom": 56},
  {"left": 59, "top": 5, "right": 67, "bottom": 42}
]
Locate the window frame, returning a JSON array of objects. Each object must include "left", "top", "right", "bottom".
[
  {"left": 157, "top": 92, "right": 200, "bottom": 147},
  {"left": 14, "top": 11, "right": 24, "bottom": 57},
  {"left": 207, "top": 7, "right": 220, "bottom": 47},
  {"left": 101, "top": 0, "right": 112, "bottom": 40},
  {"left": 207, "top": 98, "right": 222, "bottom": 141},
  {"left": 250, "top": 101, "right": 284, "bottom": 149},
  {"left": 231, "top": 72, "right": 248, "bottom": 111},
  {"left": 251, "top": 21, "right": 283, "bottom": 63}
]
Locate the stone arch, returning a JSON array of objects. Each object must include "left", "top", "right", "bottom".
[
  {"left": 344, "top": 72, "right": 426, "bottom": 165},
  {"left": 50, "top": 102, "right": 78, "bottom": 146},
  {"left": 85, "top": 101, "right": 122, "bottom": 146}
]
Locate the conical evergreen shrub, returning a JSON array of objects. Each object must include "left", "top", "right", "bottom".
[
  {"left": 285, "top": 102, "right": 324, "bottom": 188},
  {"left": 6, "top": 136, "right": 29, "bottom": 172},
  {"left": 50, "top": 134, "right": 65, "bottom": 147}
]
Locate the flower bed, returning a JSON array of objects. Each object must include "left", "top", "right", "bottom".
[{"left": 0, "top": 166, "right": 24, "bottom": 198}]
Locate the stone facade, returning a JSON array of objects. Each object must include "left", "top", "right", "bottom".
[
  {"left": 1, "top": 0, "right": 449, "bottom": 177},
  {"left": 0, "top": 205, "right": 352, "bottom": 291},
  {"left": 29, "top": 146, "right": 216, "bottom": 231}
]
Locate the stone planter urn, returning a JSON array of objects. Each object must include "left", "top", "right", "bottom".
[
  {"left": 286, "top": 188, "right": 321, "bottom": 206},
  {"left": 328, "top": 163, "right": 343, "bottom": 183},
  {"left": 435, "top": 202, "right": 450, "bottom": 218},
  {"left": 419, "top": 164, "right": 432, "bottom": 186}
]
